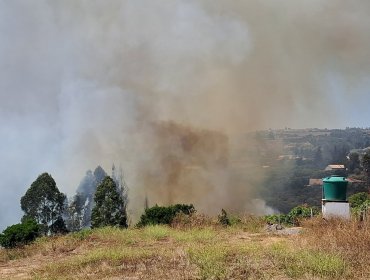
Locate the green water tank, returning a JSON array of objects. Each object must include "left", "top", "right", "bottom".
[{"left": 322, "top": 176, "right": 348, "bottom": 201}]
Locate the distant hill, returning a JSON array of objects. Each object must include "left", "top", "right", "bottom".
[{"left": 251, "top": 128, "right": 370, "bottom": 212}]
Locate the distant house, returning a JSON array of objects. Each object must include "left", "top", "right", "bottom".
[
  {"left": 308, "top": 177, "right": 365, "bottom": 187},
  {"left": 324, "top": 164, "right": 345, "bottom": 171},
  {"left": 308, "top": 178, "right": 323, "bottom": 186}
]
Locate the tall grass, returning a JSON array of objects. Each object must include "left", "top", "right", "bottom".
[
  {"left": 172, "top": 227, "right": 217, "bottom": 243},
  {"left": 188, "top": 244, "right": 228, "bottom": 280},
  {"left": 39, "top": 246, "right": 156, "bottom": 277},
  {"left": 2, "top": 215, "right": 369, "bottom": 279},
  {"left": 268, "top": 242, "right": 346, "bottom": 278},
  {"left": 301, "top": 217, "right": 370, "bottom": 278}
]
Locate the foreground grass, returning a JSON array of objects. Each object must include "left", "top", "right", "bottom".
[{"left": 1, "top": 217, "right": 369, "bottom": 279}]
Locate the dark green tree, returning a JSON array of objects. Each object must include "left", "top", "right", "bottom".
[
  {"left": 50, "top": 216, "right": 69, "bottom": 235},
  {"left": 20, "top": 173, "right": 66, "bottom": 234},
  {"left": 65, "top": 193, "right": 85, "bottom": 232},
  {"left": 65, "top": 166, "right": 109, "bottom": 231},
  {"left": 94, "top": 166, "right": 107, "bottom": 185},
  {"left": 91, "top": 176, "right": 127, "bottom": 228}
]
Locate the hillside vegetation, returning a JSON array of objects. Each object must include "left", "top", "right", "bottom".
[
  {"left": 251, "top": 128, "right": 370, "bottom": 212},
  {"left": 1, "top": 215, "right": 369, "bottom": 280}
]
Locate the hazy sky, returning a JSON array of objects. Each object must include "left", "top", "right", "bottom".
[{"left": 1, "top": 0, "right": 370, "bottom": 230}]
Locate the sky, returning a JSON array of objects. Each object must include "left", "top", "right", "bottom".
[{"left": 1, "top": 0, "right": 370, "bottom": 230}]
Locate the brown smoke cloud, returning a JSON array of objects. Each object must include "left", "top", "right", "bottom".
[
  {"left": 1, "top": 0, "right": 370, "bottom": 227},
  {"left": 138, "top": 122, "right": 230, "bottom": 213}
]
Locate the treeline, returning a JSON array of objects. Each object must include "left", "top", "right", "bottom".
[
  {"left": 0, "top": 165, "right": 128, "bottom": 248},
  {"left": 65, "top": 165, "right": 128, "bottom": 231}
]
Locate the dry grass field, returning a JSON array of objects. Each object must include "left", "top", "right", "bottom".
[{"left": 0, "top": 216, "right": 369, "bottom": 280}]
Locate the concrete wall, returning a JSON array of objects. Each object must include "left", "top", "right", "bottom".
[{"left": 322, "top": 201, "right": 350, "bottom": 219}]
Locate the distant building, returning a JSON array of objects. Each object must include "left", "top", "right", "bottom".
[
  {"left": 308, "top": 178, "right": 323, "bottom": 186},
  {"left": 324, "top": 164, "right": 345, "bottom": 171},
  {"left": 308, "top": 178, "right": 365, "bottom": 187}
]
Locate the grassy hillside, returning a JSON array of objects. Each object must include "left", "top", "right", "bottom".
[{"left": 1, "top": 216, "right": 369, "bottom": 280}]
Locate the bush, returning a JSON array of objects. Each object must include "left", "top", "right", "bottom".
[
  {"left": 137, "top": 204, "right": 195, "bottom": 227},
  {"left": 264, "top": 214, "right": 290, "bottom": 225},
  {"left": 50, "top": 217, "right": 69, "bottom": 235},
  {"left": 265, "top": 205, "right": 319, "bottom": 226},
  {"left": 218, "top": 209, "right": 231, "bottom": 226},
  {"left": 349, "top": 192, "right": 370, "bottom": 209},
  {"left": 287, "top": 205, "right": 319, "bottom": 226},
  {"left": 0, "top": 219, "right": 40, "bottom": 248},
  {"left": 352, "top": 199, "right": 370, "bottom": 219}
]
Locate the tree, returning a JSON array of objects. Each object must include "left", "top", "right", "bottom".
[
  {"left": 91, "top": 176, "right": 127, "bottom": 228},
  {"left": 65, "top": 166, "right": 108, "bottom": 231},
  {"left": 20, "top": 173, "right": 66, "bottom": 235},
  {"left": 65, "top": 193, "right": 87, "bottom": 232},
  {"left": 348, "top": 152, "right": 361, "bottom": 174},
  {"left": 94, "top": 166, "right": 107, "bottom": 184},
  {"left": 362, "top": 152, "right": 370, "bottom": 189},
  {"left": 111, "top": 164, "right": 128, "bottom": 223}
]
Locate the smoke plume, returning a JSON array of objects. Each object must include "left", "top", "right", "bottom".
[{"left": 1, "top": 0, "right": 370, "bottom": 228}]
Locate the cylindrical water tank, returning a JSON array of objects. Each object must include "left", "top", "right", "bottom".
[{"left": 322, "top": 176, "right": 348, "bottom": 201}]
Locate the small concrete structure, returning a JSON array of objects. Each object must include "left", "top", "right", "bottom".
[{"left": 322, "top": 200, "right": 350, "bottom": 219}]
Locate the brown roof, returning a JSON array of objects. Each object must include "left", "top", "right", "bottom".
[
  {"left": 308, "top": 179, "right": 323, "bottom": 186},
  {"left": 325, "top": 164, "right": 345, "bottom": 171},
  {"left": 348, "top": 178, "right": 366, "bottom": 183}
]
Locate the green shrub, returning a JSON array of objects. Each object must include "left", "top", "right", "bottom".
[
  {"left": 188, "top": 244, "right": 228, "bottom": 280},
  {"left": 50, "top": 217, "right": 69, "bottom": 235},
  {"left": 352, "top": 199, "right": 370, "bottom": 218},
  {"left": 264, "top": 214, "right": 290, "bottom": 225},
  {"left": 287, "top": 205, "right": 319, "bottom": 226},
  {"left": 137, "top": 204, "right": 195, "bottom": 227},
  {"left": 265, "top": 205, "right": 319, "bottom": 226},
  {"left": 349, "top": 192, "right": 370, "bottom": 209},
  {"left": 0, "top": 219, "right": 40, "bottom": 248}
]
